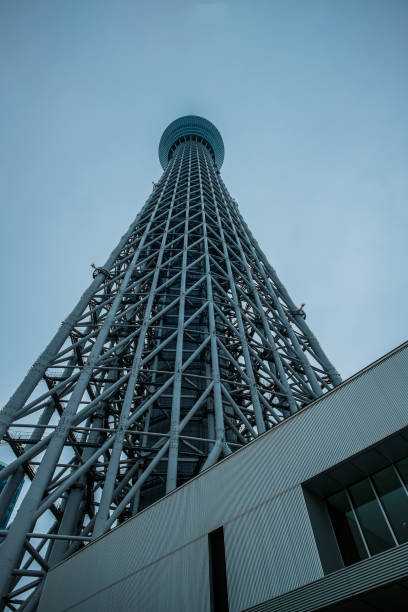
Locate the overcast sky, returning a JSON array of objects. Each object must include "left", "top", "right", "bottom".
[{"left": 0, "top": 0, "right": 407, "bottom": 406}]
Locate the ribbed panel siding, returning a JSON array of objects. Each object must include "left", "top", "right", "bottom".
[
  {"left": 39, "top": 344, "right": 408, "bottom": 612},
  {"left": 245, "top": 541, "right": 408, "bottom": 612},
  {"left": 41, "top": 535, "right": 210, "bottom": 612},
  {"left": 226, "top": 486, "right": 322, "bottom": 611}
]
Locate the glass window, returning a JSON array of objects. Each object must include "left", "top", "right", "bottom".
[
  {"left": 324, "top": 456, "right": 408, "bottom": 570},
  {"left": 326, "top": 490, "right": 368, "bottom": 566},
  {"left": 372, "top": 466, "right": 408, "bottom": 544},
  {"left": 396, "top": 457, "right": 408, "bottom": 485},
  {"left": 348, "top": 479, "right": 395, "bottom": 555}
]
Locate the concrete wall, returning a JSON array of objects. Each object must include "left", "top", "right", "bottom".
[{"left": 38, "top": 342, "right": 408, "bottom": 612}]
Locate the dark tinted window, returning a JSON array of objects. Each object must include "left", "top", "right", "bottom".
[
  {"left": 326, "top": 490, "right": 368, "bottom": 566},
  {"left": 348, "top": 479, "right": 395, "bottom": 555},
  {"left": 372, "top": 466, "right": 408, "bottom": 544},
  {"left": 326, "top": 458, "right": 408, "bottom": 568}
]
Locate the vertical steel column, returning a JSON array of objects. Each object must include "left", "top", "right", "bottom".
[
  {"left": 0, "top": 153, "right": 178, "bottom": 604},
  {"left": 166, "top": 143, "right": 191, "bottom": 493},
  {"left": 228, "top": 204, "right": 341, "bottom": 386},
  {"left": 201, "top": 151, "right": 269, "bottom": 430},
  {"left": 0, "top": 202, "right": 155, "bottom": 441},
  {"left": 93, "top": 146, "right": 185, "bottom": 535},
  {"left": 197, "top": 142, "right": 227, "bottom": 470},
  {"left": 214, "top": 173, "right": 323, "bottom": 399}
]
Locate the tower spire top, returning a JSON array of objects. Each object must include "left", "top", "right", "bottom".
[{"left": 159, "top": 115, "right": 224, "bottom": 169}]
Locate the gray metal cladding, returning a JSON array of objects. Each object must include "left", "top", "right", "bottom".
[
  {"left": 244, "top": 540, "right": 408, "bottom": 612},
  {"left": 225, "top": 486, "right": 322, "bottom": 611},
  {"left": 39, "top": 343, "right": 408, "bottom": 611},
  {"left": 39, "top": 535, "right": 210, "bottom": 612},
  {"left": 39, "top": 485, "right": 206, "bottom": 609}
]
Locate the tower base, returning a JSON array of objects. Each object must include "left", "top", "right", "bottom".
[{"left": 38, "top": 342, "right": 408, "bottom": 612}]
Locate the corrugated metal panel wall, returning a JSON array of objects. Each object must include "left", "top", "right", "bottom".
[
  {"left": 245, "top": 541, "right": 408, "bottom": 612},
  {"left": 53, "top": 536, "right": 210, "bottom": 612},
  {"left": 225, "top": 486, "right": 322, "bottom": 611},
  {"left": 38, "top": 344, "right": 408, "bottom": 611}
]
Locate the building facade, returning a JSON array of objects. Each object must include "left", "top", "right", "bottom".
[
  {"left": 2, "top": 116, "right": 405, "bottom": 611},
  {"left": 38, "top": 341, "right": 408, "bottom": 611}
]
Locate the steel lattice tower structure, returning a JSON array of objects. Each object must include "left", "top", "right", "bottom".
[{"left": 0, "top": 116, "right": 341, "bottom": 610}]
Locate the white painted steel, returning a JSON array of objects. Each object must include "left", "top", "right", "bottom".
[{"left": 0, "top": 117, "right": 342, "bottom": 607}]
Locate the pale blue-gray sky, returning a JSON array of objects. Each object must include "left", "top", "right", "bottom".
[{"left": 1, "top": 0, "right": 407, "bottom": 405}]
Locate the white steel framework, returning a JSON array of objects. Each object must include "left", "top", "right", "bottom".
[{"left": 0, "top": 116, "right": 340, "bottom": 610}]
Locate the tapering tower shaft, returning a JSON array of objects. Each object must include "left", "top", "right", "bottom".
[{"left": 0, "top": 116, "right": 340, "bottom": 611}]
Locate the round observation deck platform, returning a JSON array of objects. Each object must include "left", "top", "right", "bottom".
[{"left": 159, "top": 115, "right": 224, "bottom": 170}]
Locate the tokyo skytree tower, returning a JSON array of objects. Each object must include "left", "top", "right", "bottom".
[{"left": 0, "top": 116, "right": 340, "bottom": 610}]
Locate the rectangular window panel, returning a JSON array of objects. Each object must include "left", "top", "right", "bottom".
[
  {"left": 396, "top": 457, "right": 408, "bottom": 485},
  {"left": 348, "top": 479, "right": 395, "bottom": 555},
  {"left": 326, "top": 490, "right": 368, "bottom": 566},
  {"left": 372, "top": 466, "right": 408, "bottom": 544}
]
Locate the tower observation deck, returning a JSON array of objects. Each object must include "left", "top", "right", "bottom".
[{"left": 0, "top": 115, "right": 341, "bottom": 610}]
